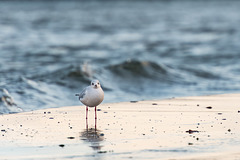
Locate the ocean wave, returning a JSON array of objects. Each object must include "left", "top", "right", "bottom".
[
  {"left": 180, "top": 67, "right": 222, "bottom": 80},
  {"left": 33, "top": 64, "right": 93, "bottom": 88},
  {"left": 1, "top": 0, "right": 240, "bottom": 114},
  {"left": 106, "top": 60, "right": 191, "bottom": 85},
  {"left": 106, "top": 59, "right": 227, "bottom": 86},
  {"left": 0, "top": 89, "right": 23, "bottom": 114},
  {"left": 107, "top": 60, "right": 168, "bottom": 79}
]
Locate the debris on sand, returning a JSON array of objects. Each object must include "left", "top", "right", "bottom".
[
  {"left": 206, "top": 106, "right": 212, "bottom": 109},
  {"left": 186, "top": 129, "right": 199, "bottom": 134}
]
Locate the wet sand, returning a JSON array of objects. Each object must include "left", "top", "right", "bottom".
[{"left": 0, "top": 93, "right": 240, "bottom": 159}]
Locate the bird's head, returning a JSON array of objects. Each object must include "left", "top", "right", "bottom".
[{"left": 91, "top": 79, "right": 101, "bottom": 89}]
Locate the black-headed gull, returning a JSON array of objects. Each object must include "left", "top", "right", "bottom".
[{"left": 76, "top": 79, "right": 104, "bottom": 119}]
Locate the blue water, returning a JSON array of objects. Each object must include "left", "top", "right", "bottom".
[{"left": 0, "top": 0, "right": 240, "bottom": 113}]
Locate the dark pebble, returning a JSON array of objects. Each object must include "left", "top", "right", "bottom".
[
  {"left": 97, "top": 109, "right": 102, "bottom": 111},
  {"left": 152, "top": 103, "right": 158, "bottom": 105},
  {"left": 228, "top": 129, "right": 231, "bottom": 132},
  {"left": 206, "top": 106, "right": 212, "bottom": 109},
  {"left": 98, "top": 151, "right": 107, "bottom": 153},
  {"left": 100, "top": 133, "right": 104, "bottom": 136},
  {"left": 130, "top": 101, "right": 138, "bottom": 103},
  {"left": 186, "top": 129, "right": 199, "bottom": 134},
  {"left": 1, "top": 129, "right": 6, "bottom": 132},
  {"left": 188, "top": 143, "right": 193, "bottom": 145},
  {"left": 218, "top": 113, "right": 222, "bottom": 115},
  {"left": 67, "top": 137, "right": 75, "bottom": 139},
  {"left": 49, "top": 117, "right": 54, "bottom": 119},
  {"left": 59, "top": 144, "right": 65, "bottom": 148}
]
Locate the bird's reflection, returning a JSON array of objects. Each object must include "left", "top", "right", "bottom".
[{"left": 80, "top": 119, "right": 104, "bottom": 150}]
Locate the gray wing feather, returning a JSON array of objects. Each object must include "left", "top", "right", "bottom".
[{"left": 79, "top": 88, "right": 87, "bottom": 100}]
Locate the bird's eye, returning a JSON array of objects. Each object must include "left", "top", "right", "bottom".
[
  {"left": 92, "top": 83, "right": 94, "bottom": 85},
  {"left": 98, "top": 83, "right": 100, "bottom": 85}
]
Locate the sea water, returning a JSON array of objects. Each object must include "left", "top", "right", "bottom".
[{"left": 0, "top": 0, "right": 240, "bottom": 113}]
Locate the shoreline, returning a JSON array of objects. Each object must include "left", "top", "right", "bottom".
[{"left": 0, "top": 93, "right": 240, "bottom": 159}]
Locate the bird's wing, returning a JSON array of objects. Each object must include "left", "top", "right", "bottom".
[{"left": 79, "top": 87, "right": 87, "bottom": 99}]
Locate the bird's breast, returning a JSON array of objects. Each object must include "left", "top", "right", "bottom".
[{"left": 80, "top": 88, "right": 104, "bottom": 107}]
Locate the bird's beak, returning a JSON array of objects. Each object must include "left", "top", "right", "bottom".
[{"left": 95, "top": 85, "right": 97, "bottom": 88}]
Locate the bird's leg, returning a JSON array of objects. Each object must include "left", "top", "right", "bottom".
[
  {"left": 95, "top": 118, "right": 97, "bottom": 131},
  {"left": 86, "top": 106, "right": 88, "bottom": 129},
  {"left": 86, "top": 117, "right": 88, "bottom": 130},
  {"left": 95, "top": 106, "right": 97, "bottom": 130},
  {"left": 86, "top": 106, "right": 88, "bottom": 120},
  {"left": 95, "top": 106, "right": 97, "bottom": 120}
]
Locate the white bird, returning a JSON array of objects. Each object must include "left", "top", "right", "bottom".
[{"left": 76, "top": 79, "right": 104, "bottom": 119}]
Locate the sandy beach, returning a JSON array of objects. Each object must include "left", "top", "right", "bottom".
[{"left": 0, "top": 93, "right": 240, "bottom": 159}]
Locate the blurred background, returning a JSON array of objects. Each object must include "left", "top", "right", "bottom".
[{"left": 0, "top": 0, "right": 240, "bottom": 113}]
